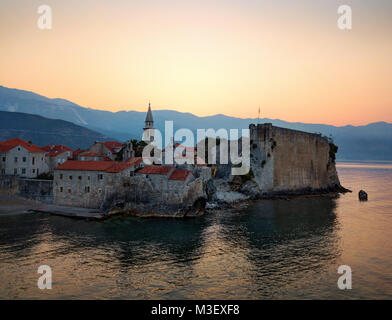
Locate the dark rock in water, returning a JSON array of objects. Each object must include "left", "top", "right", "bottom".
[{"left": 359, "top": 190, "right": 368, "bottom": 201}]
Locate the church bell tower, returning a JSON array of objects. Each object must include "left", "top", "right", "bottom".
[{"left": 143, "top": 102, "right": 155, "bottom": 142}]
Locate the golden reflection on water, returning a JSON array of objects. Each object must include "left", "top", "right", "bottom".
[{"left": 0, "top": 162, "right": 391, "bottom": 299}]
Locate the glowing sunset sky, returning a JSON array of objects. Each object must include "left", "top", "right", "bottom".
[{"left": 0, "top": 0, "right": 391, "bottom": 125}]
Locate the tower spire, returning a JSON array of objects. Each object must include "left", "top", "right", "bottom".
[
  {"left": 143, "top": 102, "right": 154, "bottom": 142},
  {"left": 145, "top": 102, "right": 153, "bottom": 125}
]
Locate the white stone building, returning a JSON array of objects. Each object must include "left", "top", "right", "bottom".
[
  {"left": 0, "top": 138, "right": 48, "bottom": 178},
  {"left": 53, "top": 160, "right": 136, "bottom": 208}
]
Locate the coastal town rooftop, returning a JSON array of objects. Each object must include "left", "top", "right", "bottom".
[{"left": 0, "top": 138, "right": 45, "bottom": 153}]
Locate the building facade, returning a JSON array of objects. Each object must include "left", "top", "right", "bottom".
[
  {"left": 87, "top": 141, "right": 125, "bottom": 160},
  {"left": 42, "top": 145, "right": 73, "bottom": 173},
  {"left": 0, "top": 138, "right": 48, "bottom": 178},
  {"left": 53, "top": 158, "right": 142, "bottom": 208}
]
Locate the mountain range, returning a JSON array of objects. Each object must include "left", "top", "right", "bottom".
[
  {"left": 0, "top": 111, "right": 111, "bottom": 149},
  {"left": 1, "top": 85, "right": 391, "bottom": 160}
]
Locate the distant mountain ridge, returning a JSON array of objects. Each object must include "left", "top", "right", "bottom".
[
  {"left": 1, "top": 85, "right": 391, "bottom": 160},
  {"left": 0, "top": 111, "right": 113, "bottom": 149}
]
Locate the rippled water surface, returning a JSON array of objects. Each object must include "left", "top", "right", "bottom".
[{"left": 1, "top": 162, "right": 391, "bottom": 299}]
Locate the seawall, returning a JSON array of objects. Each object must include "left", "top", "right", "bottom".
[{"left": 0, "top": 175, "right": 53, "bottom": 203}]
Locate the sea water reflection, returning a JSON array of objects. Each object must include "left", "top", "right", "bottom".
[
  {"left": 0, "top": 196, "right": 341, "bottom": 299},
  {"left": 1, "top": 162, "right": 392, "bottom": 299}
]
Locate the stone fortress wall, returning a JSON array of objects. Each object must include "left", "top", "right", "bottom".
[{"left": 249, "top": 123, "right": 341, "bottom": 193}]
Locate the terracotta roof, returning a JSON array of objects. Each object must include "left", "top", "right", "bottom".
[
  {"left": 105, "top": 162, "right": 132, "bottom": 173},
  {"left": 45, "top": 150, "right": 67, "bottom": 157},
  {"left": 0, "top": 145, "right": 14, "bottom": 152},
  {"left": 72, "top": 149, "right": 85, "bottom": 157},
  {"left": 0, "top": 138, "right": 45, "bottom": 153},
  {"left": 42, "top": 144, "right": 72, "bottom": 152},
  {"left": 138, "top": 165, "right": 174, "bottom": 175},
  {"left": 103, "top": 141, "right": 125, "bottom": 153},
  {"left": 127, "top": 157, "right": 143, "bottom": 166},
  {"left": 168, "top": 169, "right": 191, "bottom": 181}
]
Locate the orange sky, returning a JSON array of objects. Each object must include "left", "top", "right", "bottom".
[{"left": 0, "top": 0, "right": 391, "bottom": 125}]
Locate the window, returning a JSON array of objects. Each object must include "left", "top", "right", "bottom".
[
  {"left": 85, "top": 186, "right": 90, "bottom": 193},
  {"left": 98, "top": 174, "right": 103, "bottom": 180},
  {"left": 68, "top": 189, "right": 71, "bottom": 194},
  {"left": 1, "top": 169, "right": 5, "bottom": 174},
  {"left": 69, "top": 175, "right": 73, "bottom": 180},
  {"left": 22, "top": 168, "right": 26, "bottom": 174},
  {"left": 14, "top": 168, "right": 17, "bottom": 174},
  {"left": 2, "top": 157, "right": 5, "bottom": 162},
  {"left": 88, "top": 176, "right": 90, "bottom": 180},
  {"left": 14, "top": 157, "right": 18, "bottom": 163},
  {"left": 32, "top": 157, "right": 35, "bottom": 165},
  {"left": 17, "top": 147, "right": 20, "bottom": 151},
  {"left": 60, "top": 174, "right": 63, "bottom": 179},
  {"left": 60, "top": 187, "right": 63, "bottom": 192},
  {"left": 78, "top": 176, "right": 82, "bottom": 180},
  {"left": 23, "top": 157, "right": 26, "bottom": 162},
  {"left": 32, "top": 169, "right": 35, "bottom": 173}
]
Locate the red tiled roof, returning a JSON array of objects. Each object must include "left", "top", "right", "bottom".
[
  {"left": 168, "top": 169, "right": 191, "bottom": 181},
  {"left": 45, "top": 150, "right": 67, "bottom": 157},
  {"left": 0, "top": 145, "right": 14, "bottom": 152},
  {"left": 55, "top": 160, "right": 115, "bottom": 171},
  {"left": 138, "top": 165, "right": 174, "bottom": 175},
  {"left": 0, "top": 138, "right": 45, "bottom": 153},
  {"left": 103, "top": 141, "right": 125, "bottom": 153},
  {"left": 72, "top": 149, "right": 85, "bottom": 157},
  {"left": 127, "top": 157, "right": 143, "bottom": 166},
  {"left": 42, "top": 144, "right": 72, "bottom": 152},
  {"left": 105, "top": 162, "right": 132, "bottom": 173}
]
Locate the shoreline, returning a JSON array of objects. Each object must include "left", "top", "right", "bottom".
[{"left": 0, "top": 187, "right": 350, "bottom": 220}]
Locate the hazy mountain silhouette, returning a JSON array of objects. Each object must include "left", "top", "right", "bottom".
[
  {"left": 0, "top": 111, "right": 113, "bottom": 149},
  {"left": 1, "top": 85, "right": 391, "bottom": 160}
]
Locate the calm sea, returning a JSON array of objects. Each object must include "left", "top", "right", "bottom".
[{"left": 0, "top": 161, "right": 391, "bottom": 299}]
